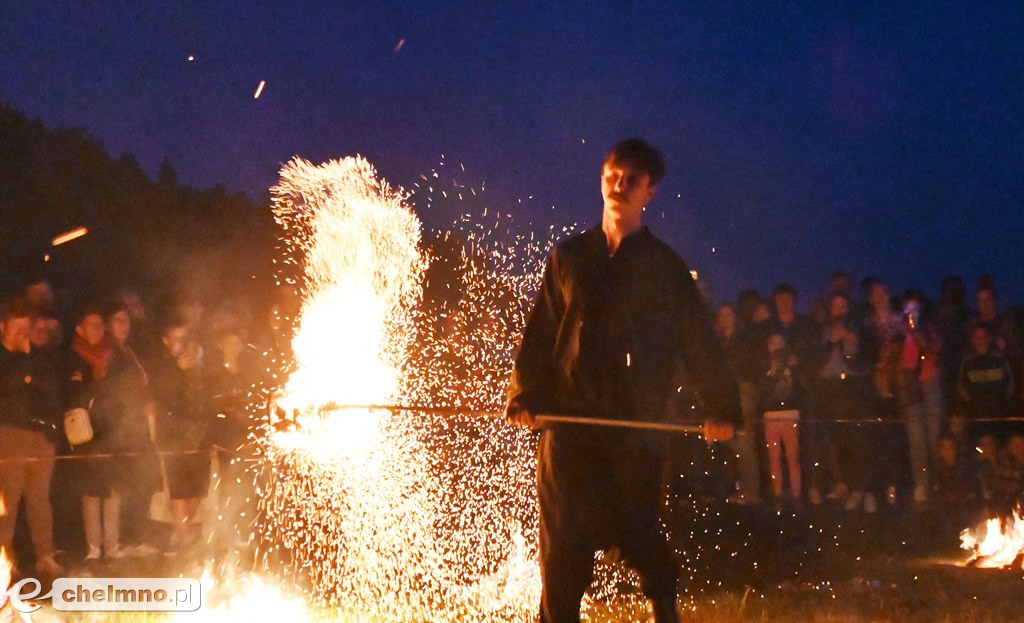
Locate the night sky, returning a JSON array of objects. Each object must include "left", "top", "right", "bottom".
[{"left": 3, "top": 1, "right": 1023, "bottom": 305}]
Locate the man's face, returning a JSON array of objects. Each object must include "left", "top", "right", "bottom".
[
  {"left": 218, "top": 333, "right": 244, "bottom": 362},
  {"left": 774, "top": 292, "right": 795, "bottom": 316},
  {"left": 869, "top": 283, "right": 889, "bottom": 311},
  {"left": 970, "top": 327, "right": 992, "bottom": 355},
  {"left": 977, "top": 289, "right": 997, "bottom": 319},
  {"left": 108, "top": 310, "right": 131, "bottom": 344},
  {"left": 715, "top": 305, "right": 736, "bottom": 334},
  {"left": 753, "top": 302, "right": 772, "bottom": 323},
  {"left": 978, "top": 434, "right": 997, "bottom": 457},
  {"left": 829, "top": 295, "right": 849, "bottom": 320},
  {"left": 829, "top": 275, "right": 851, "bottom": 296},
  {"left": 162, "top": 326, "right": 190, "bottom": 359},
  {"left": 30, "top": 316, "right": 61, "bottom": 349},
  {"left": 25, "top": 281, "right": 55, "bottom": 309},
  {"left": 1, "top": 316, "right": 32, "bottom": 353},
  {"left": 938, "top": 438, "right": 957, "bottom": 466},
  {"left": 1008, "top": 436, "right": 1024, "bottom": 463},
  {"left": 601, "top": 159, "right": 655, "bottom": 225},
  {"left": 76, "top": 314, "right": 105, "bottom": 347}
]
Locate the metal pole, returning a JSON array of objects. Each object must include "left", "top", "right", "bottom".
[
  {"left": 319, "top": 403, "right": 705, "bottom": 435},
  {"left": 536, "top": 414, "right": 704, "bottom": 435}
]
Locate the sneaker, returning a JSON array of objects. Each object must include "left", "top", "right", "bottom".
[
  {"left": 789, "top": 496, "right": 806, "bottom": 514},
  {"left": 808, "top": 487, "right": 823, "bottom": 506},
  {"left": 105, "top": 544, "right": 131, "bottom": 559},
  {"left": 844, "top": 490, "right": 863, "bottom": 511},
  {"left": 827, "top": 483, "right": 849, "bottom": 501},
  {"left": 36, "top": 554, "right": 64, "bottom": 576},
  {"left": 863, "top": 493, "right": 877, "bottom": 514},
  {"left": 646, "top": 595, "right": 680, "bottom": 623},
  {"left": 727, "top": 493, "right": 759, "bottom": 506},
  {"left": 913, "top": 485, "right": 928, "bottom": 505},
  {"left": 126, "top": 543, "right": 160, "bottom": 557},
  {"left": 85, "top": 545, "right": 102, "bottom": 561}
]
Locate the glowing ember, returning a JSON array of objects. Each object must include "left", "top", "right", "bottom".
[
  {"left": 960, "top": 506, "right": 1024, "bottom": 569},
  {"left": 50, "top": 226, "right": 88, "bottom": 247}
]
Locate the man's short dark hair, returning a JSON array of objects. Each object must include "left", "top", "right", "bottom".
[
  {"left": 73, "top": 302, "right": 108, "bottom": 327},
  {"left": 0, "top": 297, "right": 36, "bottom": 323},
  {"left": 159, "top": 311, "right": 190, "bottom": 338},
  {"left": 968, "top": 321, "right": 992, "bottom": 335},
  {"left": 604, "top": 138, "right": 665, "bottom": 186},
  {"left": 977, "top": 274, "right": 996, "bottom": 293},
  {"left": 773, "top": 283, "right": 797, "bottom": 298}
]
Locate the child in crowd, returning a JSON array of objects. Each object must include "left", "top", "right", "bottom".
[
  {"left": 958, "top": 324, "right": 1015, "bottom": 440},
  {"left": 931, "top": 435, "right": 974, "bottom": 506},
  {"left": 972, "top": 433, "right": 1000, "bottom": 503},
  {"left": 761, "top": 333, "right": 803, "bottom": 510},
  {"left": 993, "top": 434, "right": 1024, "bottom": 513}
]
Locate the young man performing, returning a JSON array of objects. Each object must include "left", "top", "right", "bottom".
[{"left": 506, "top": 138, "right": 740, "bottom": 623}]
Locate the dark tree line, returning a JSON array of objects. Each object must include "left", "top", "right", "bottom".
[{"left": 0, "top": 101, "right": 275, "bottom": 312}]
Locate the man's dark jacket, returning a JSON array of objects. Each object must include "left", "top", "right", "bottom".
[
  {"left": 508, "top": 226, "right": 741, "bottom": 433},
  {"left": 0, "top": 345, "right": 64, "bottom": 437}
]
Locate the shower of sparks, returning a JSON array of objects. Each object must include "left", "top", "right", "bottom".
[
  {"left": 254, "top": 156, "right": 554, "bottom": 620},
  {"left": 254, "top": 80, "right": 266, "bottom": 99}
]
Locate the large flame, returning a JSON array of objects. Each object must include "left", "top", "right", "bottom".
[
  {"left": 960, "top": 506, "right": 1024, "bottom": 569},
  {"left": 257, "top": 156, "right": 543, "bottom": 620},
  {"left": 272, "top": 156, "right": 424, "bottom": 415}
]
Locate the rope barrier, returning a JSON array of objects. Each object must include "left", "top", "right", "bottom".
[
  {"left": 2, "top": 407, "right": 1020, "bottom": 463},
  {"left": 310, "top": 402, "right": 1024, "bottom": 426},
  {"left": 0, "top": 446, "right": 255, "bottom": 465}
]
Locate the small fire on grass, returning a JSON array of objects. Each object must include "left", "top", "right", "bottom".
[
  {"left": 960, "top": 506, "right": 1024, "bottom": 569},
  {"left": 1, "top": 548, "right": 10, "bottom": 602},
  {"left": 1, "top": 547, "right": 30, "bottom": 623}
]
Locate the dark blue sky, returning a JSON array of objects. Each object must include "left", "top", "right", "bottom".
[{"left": 3, "top": 1, "right": 1023, "bottom": 305}]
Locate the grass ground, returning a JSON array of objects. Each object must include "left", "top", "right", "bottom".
[{"left": 9, "top": 495, "right": 1022, "bottom": 621}]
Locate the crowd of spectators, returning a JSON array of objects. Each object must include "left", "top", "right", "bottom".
[
  {"left": 0, "top": 276, "right": 260, "bottom": 577},
  {"left": 3, "top": 267, "right": 1023, "bottom": 577},
  {"left": 713, "top": 272, "right": 1024, "bottom": 518}
]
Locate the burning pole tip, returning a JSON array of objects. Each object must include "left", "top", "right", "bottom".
[{"left": 51, "top": 226, "right": 88, "bottom": 247}]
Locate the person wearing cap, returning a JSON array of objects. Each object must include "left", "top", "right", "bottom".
[{"left": 505, "top": 138, "right": 740, "bottom": 623}]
